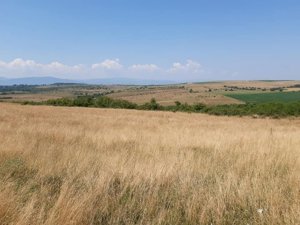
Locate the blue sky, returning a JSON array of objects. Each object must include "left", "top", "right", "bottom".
[{"left": 0, "top": 0, "right": 300, "bottom": 81}]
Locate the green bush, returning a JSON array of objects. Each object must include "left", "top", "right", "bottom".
[
  {"left": 24, "top": 95, "right": 300, "bottom": 118},
  {"left": 46, "top": 98, "right": 75, "bottom": 106},
  {"left": 139, "top": 98, "right": 162, "bottom": 110}
]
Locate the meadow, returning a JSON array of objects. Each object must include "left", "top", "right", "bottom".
[{"left": 0, "top": 103, "right": 299, "bottom": 225}]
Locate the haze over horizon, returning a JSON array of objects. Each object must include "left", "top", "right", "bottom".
[{"left": 1, "top": 0, "right": 300, "bottom": 82}]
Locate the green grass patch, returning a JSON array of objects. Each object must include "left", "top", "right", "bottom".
[{"left": 226, "top": 91, "right": 300, "bottom": 103}]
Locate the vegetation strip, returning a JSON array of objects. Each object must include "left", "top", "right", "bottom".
[{"left": 22, "top": 95, "right": 300, "bottom": 118}]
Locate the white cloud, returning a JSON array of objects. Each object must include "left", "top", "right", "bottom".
[
  {"left": 0, "top": 58, "right": 83, "bottom": 78},
  {"left": 168, "top": 59, "right": 202, "bottom": 73},
  {"left": 0, "top": 58, "right": 204, "bottom": 80},
  {"left": 129, "top": 64, "right": 160, "bottom": 72},
  {"left": 47, "top": 61, "right": 65, "bottom": 69},
  {"left": 3, "top": 58, "right": 40, "bottom": 68},
  {"left": 92, "top": 59, "right": 123, "bottom": 70}
]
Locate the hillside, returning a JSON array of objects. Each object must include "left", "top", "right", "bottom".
[{"left": 1, "top": 80, "right": 300, "bottom": 106}]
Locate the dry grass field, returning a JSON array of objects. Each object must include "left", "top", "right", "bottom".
[
  {"left": 107, "top": 86, "right": 242, "bottom": 106},
  {"left": 0, "top": 103, "right": 300, "bottom": 224}
]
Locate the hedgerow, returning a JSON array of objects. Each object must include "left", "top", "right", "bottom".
[{"left": 22, "top": 96, "right": 300, "bottom": 118}]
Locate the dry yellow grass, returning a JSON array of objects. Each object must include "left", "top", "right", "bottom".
[
  {"left": 0, "top": 103, "right": 300, "bottom": 225},
  {"left": 108, "top": 87, "right": 242, "bottom": 106}
]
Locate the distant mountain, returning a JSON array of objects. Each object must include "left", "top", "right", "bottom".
[
  {"left": 0, "top": 77, "right": 75, "bottom": 85},
  {"left": 83, "top": 78, "right": 173, "bottom": 85},
  {"left": 0, "top": 76, "right": 174, "bottom": 86}
]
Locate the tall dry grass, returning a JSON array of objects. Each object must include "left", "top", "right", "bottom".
[{"left": 0, "top": 103, "right": 299, "bottom": 225}]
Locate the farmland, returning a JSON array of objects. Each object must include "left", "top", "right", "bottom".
[
  {"left": 226, "top": 91, "right": 300, "bottom": 103},
  {"left": 0, "top": 103, "right": 300, "bottom": 225},
  {"left": 1, "top": 80, "right": 300, "bottom": 106}
]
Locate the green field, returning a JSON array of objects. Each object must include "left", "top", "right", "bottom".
[{"left": 226, "top": 91, "right": 300, "bottom": 103}]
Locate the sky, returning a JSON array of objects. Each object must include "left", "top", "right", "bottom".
[{"left": 0, "top": 0, "right": 300, "bottom": 82}]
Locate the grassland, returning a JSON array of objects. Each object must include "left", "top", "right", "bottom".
[
  {"left": 226, "top": 91, "right": 300, "bottom": 103},
  {"left": 2, "top": 80, "right": 300, "bottom": 106},
  {"left": 0, "top": 103, "right": 299, "bottom": 225}
]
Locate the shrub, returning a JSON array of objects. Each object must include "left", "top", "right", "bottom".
[
  {"left": 24, "top": 95, "right": 300, "bottom": 118},
  {"left": 139, "top": 98, "right": 162, "bottom": 110},
  {"left": 175, "top": 101, "right": 181, "bottom": 107}
]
